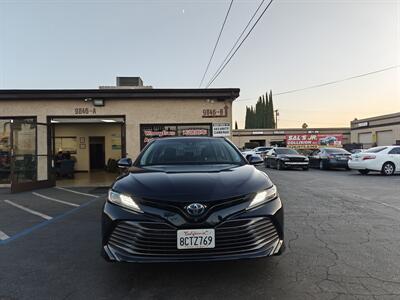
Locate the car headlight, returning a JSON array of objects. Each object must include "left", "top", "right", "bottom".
[
  {"left": 304, "top": 157, "right": 309, "bottom": 161},
  {"left": 280, "top": 157, "right": 289, "bottom": 161},
  {"left": 108, "top": 190, "right": 142, "bottom": 213},
  {"left": 248, "top": 185, "right": 278, "bottom": 209}
]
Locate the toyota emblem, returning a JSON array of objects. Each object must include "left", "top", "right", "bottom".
[{"left": 186, "top": 203, "right": 206, "bottom": 217}]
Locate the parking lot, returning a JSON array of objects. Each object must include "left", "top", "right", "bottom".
[{"left": 1, "top": 168, "right": 400, "bottom": 300}]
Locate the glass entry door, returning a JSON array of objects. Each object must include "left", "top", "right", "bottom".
[{"left": 10, "top": 118, "right": 55, "bottom": 193}]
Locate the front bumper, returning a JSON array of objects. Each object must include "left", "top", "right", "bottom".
[
  {"left": 101, "top": 197, "right": 284, "bottom": 263},
  {"left": 282, "top": 161, "right": 309, "bottom": 168}
]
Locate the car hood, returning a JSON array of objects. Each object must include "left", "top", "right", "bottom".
[{"left": 112, "top": 164, "right": 272, "bottom": 202}]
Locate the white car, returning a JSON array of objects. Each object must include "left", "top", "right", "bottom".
[{"left": 348, "top": 146, "right": 400, "bottom": 175}]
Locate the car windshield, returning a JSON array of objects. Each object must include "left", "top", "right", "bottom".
[
  {"left": 324, "top": 148, "right": 350, "bottom": 154},
  {"left": 275, "top": 148, "right": 299, "bottom": 155},
  {"left": 138, "top": 138, "right": 245, "bottom": 166},
  {"left": 365, "top": 147, "right": 387, "bottom": 153}
]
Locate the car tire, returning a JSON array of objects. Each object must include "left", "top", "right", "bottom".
[
  {"left": 277, "top": 161, "right": 283, "bottom": 170},
  {"left": 319, "top": 160, "right": 326, "bottom": 170},
  {"left": 358, "top": 170, "right": 370, "bottom": 175},
  {"left": 381, "top": 162, "right": 395, "bottom": 176}
]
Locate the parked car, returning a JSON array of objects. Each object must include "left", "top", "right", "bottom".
[
  {"left": 348, "top": 146, "right": 400, "bottom": 176},
  {"left": 350, "top": 149, "right": 364, "bottom": 154},
  {"left": 253, "top": 146, "right": 272, "bottom": 159},
  {"left": 102, "top": 137, "right": 284, "bottom": 262},
  {"left": 308, "top": 148, "right": 351, "bottom": 170},
  {"left": 264, "top": 147, "right": 309, "bottom": 170}
]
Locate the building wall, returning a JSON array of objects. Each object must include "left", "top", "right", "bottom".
[
  {"left": 54, "top": 123, "right": 122, "bottom": 171},
  {"left": 0, "top": 98, "right": 232, "bottom": 159},
  {"left": 350, "top": 124, "right": 400, "bottom": 147},
  {"left": 350, "top": 112, "right": 400, "bottom": 147}
]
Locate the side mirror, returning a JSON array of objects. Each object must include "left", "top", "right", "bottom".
[
  {"left": 248, "top": 155, "right": 263, "bottom": 165},
  {"left": 117, "top": 158, "right": 132, "bottom": 168}
]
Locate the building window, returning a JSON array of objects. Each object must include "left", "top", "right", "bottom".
[{"left": 140, "top": 124, "right": 211, "bottom": 149}]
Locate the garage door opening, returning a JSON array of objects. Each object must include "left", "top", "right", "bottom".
[{"left": 49, "top": 116, "right": 125, "bottom": 187}]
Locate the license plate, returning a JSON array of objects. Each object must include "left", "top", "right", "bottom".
[{"left": 177, "top": 229, "right": 215, "bottom": 249}]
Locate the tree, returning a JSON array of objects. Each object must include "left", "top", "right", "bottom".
[
  {"left": 269, "top": 90, "right": 275, "bottom": 128},
  {"left": 235, "top": 121, "right": 238, "bottom": 130},
  {"left": 243, "top": 90, "right": 276, "bottom": 129}
]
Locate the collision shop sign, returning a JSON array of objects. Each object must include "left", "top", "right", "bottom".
[
  {"left": 286, "top": 134, "right": 344, "bottom": 149},
  {"left": 212, "top": 123, "right": 231, "bottom": 137}
]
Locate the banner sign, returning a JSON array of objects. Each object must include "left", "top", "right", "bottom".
[
  {"left": 212, "top": 123, "right": 230, "bottom": 137},
  {"left": 286, "top": 134, "right": 343, "bottom": 149}
]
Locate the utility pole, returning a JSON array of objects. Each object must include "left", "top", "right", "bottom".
[{"left": 274, "top": 109, "right": 279, "bottom": 129}]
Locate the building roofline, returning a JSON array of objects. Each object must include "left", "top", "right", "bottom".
[
  {"left": 233, "top": 127, "right": 350, "bottom": 132},
  {"left": 351, "top": 112, "right": 400, "bottom": 124},
  {"left": 0, "top": 88, "right": 240, "bottom": 101}
]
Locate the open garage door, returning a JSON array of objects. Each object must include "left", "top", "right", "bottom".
[
  {"left": 10, "top": 119, "right": 55, "bottom": 193},
  {"left": 376, "top": 130, "right": 393, "bottom": 146}
]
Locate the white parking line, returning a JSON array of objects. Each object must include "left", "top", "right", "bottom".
[
  {"left": 4, "top": 200, "right": 52, "bottom": 220},
  {"left": 55, "top": 187, "right": 100, "bottom": 198},
  {"left": 381, "top": 202, "right": 400, "bottom": 211},
  {"left": 0, "top": 230, "right": 9, "bottom": 240},
  {"left": 32, "top": 192, "right": 79, "bottom": 207}
]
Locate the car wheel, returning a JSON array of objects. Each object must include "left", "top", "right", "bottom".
[
  {"left": 319, "top": 160, "right": 326, "bottom": 170},
  {"left": 277, "top": 161, "right": 283, "bottom": 170},
  {"left": 381, "top": 162, "right": 395, "bottom": 176},
  {"left": 358, "top": 170, "right": 370, "bottom": 175}
]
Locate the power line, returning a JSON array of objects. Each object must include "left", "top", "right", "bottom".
[
  {"left": 206, "top": 0, "right": 275, "bottom": 88},
  {"left": 205, "top": 0, "right": 267, "bottom": 87},
  {"left": 274, "top": 65, "right": 400, "bottom": 96},
  {"left": 198, "top": 0, "right": 234, "bottom": 88},
  {"left": 235, "top": 64, "right": 400, "bottom": 102}
]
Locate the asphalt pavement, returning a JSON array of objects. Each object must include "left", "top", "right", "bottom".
[{"left": 0, "top": 168, "right": 400, "bottom": 300}]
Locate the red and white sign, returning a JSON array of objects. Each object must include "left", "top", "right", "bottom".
[{"left": 286, "top": 134, "right": 344, "bottom": 149}]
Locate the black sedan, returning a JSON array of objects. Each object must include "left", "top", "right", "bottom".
[
  {"left": 264, "top": 147, "right": 309, "bottom": 170},
  {"left": 308, "top": 148, "right": 351, "bottom": 170},
  {"left": 102, "top": 137, "right": 284, "bottom": 263}
]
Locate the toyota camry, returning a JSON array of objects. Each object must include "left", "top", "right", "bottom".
[{"left": 102, "top": 137, "right": 284, "bottom": 262}]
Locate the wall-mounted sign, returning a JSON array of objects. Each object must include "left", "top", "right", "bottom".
[
  {"left": 286, "top": 134, "right": 344, "bottom": 149},
  {"left": 212, "top": 123, "right": 230, "bottom": 137},
  {"left": 202, "top": 105, "right": 228, "bottom": 118},
  {"left": 357, "top": 121, "right": 369, "bottom": 128},
  {"left": 74, "top": 107, "right": 97, "bottom": 115}
]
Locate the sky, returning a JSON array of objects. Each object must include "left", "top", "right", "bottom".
[{"left": 0, "top": 0, "right": 399, "bottom": 129}]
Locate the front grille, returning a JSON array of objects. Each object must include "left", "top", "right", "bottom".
[
  {"left": 288, "top": 157, "right": 305, "bottom": 162},
  {"left": 138, "top": 195, "right": 251, "bottom": 220},
  {"left": 108, "top": 217, "right": 279, "bottom": 258}
]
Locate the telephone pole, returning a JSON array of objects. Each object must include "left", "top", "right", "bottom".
[{"left": 274, "top": 109, "right": 279, "bottom": 129}]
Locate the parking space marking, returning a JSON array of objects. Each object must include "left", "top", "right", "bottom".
[
  {"left": 55, "top": 187, "right": 100, "bottom": 198},
  {"left": 381, "top": 202, "right": 400, "bottom": 212},
  {"left": 4, "top": 200, "right": 53, "bottom": 220},
  {"left": 0, "top": 197, "right": 98, "bottom": 245},
  {"left": 32, "top": 192, "right": 79, "bottom": 207},
  {"left": 0, "top": 230, "right": 9, "bottom": 240}
]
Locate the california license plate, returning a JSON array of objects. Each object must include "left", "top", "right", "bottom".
[{"left": 177, "top": 229, "right": 215, "bottom": 249}]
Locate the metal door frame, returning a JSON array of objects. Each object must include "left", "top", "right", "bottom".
[{"left": 10, "top": 118, "right": 55, "bottom": 193}]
